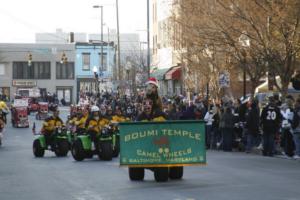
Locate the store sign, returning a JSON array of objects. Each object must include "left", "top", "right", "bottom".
[
  {"left": 12, "top": 80, "right": 37, "bottom": 87},
  {"left": 13, "top": 99, "right": 28, "bottom": 107},
  {"left": 120, "top": 121, "right": 206, "bottom": 167}
]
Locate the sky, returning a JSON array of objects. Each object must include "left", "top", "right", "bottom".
[{"left": 0, "top": 0, "right": 149, "bottom": 43}]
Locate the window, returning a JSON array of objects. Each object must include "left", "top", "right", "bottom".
[
  {"left": 82, "top": 53, "right": 90, "bottom": 70},
  {"left": 56, "top": 62, "right": 75, "bottom": 79},
  {"left": 13, "top": 62, "right": 51, "bottom": 79},
  {"left": 0, "top": 64, "right": 5, "bottom": 75},
  {"left": 99, "top": 53, "right": 107, "bottom": 71}
]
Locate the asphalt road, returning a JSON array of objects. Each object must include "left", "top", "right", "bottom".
[{"left": 0, "top": 109, "right": 300, "bottom": 200}]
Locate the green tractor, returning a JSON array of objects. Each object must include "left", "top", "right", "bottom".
[
  {"left": 110, "top": 123, "right": 120, "bottom": 157},
  {"left": 71, "top": 126, "right": 113, "bottom": 161},
  {"left": 33, "top": 126, "right": 69, "bottom": 157}
]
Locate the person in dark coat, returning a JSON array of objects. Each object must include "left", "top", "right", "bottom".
[
  {"left": 220, "top": 107, "right": 235, "bottom": 151},
  {"left": 245, "top": 99, "right": 260, "bottom": 153},
  {"left": 260, "top": 96, "right": 282, "bottom": 157}
]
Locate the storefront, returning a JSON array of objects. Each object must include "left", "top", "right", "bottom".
[
  {"left": 56, "top": 86, "right": 73, "bottom": 105},
  {"left": 165, "top": 66, "right": 182, "bottom": 95}
]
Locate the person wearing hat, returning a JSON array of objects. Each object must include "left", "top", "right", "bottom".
[
  {"left": 260, "top": 96, "right": 282, "bottom": 156},
  {"left": 41, "top": 109, "right": 64, "bottom": 149},
  {"left": 145, "top": 77, "right": 163, "bottom": 112}
]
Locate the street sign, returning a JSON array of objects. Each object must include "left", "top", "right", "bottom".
[
  {"left": 120, "top": 120, "right": 206, "bottom": 167},
  {"left": 219, "top": 72, "right": 230, "bottom": 88}
]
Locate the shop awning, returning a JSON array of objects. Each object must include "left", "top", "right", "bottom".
[
  {"left": 165, "top": 66, "right": 181, "bottom": 80},
  {"left": 151, "top": 68, "right": 170, "bottom": 81}
]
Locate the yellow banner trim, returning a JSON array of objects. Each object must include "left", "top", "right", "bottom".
[{"left": 119, "top": 163, "right": 207, "bottom": 168}]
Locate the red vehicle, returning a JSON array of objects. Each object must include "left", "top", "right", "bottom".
[
  {"left": 11, "top": 107, "right": 29, "bottom": 128},
  {"left": 28, "top": 98, "right": 40, "bottom": 114},
  {"left": 35, "top": 102, "right": 49, "bottom": 120}
]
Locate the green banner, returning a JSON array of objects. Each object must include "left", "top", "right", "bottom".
[{"left": 119, "top": 120, "right": 206, "bottom": 167}]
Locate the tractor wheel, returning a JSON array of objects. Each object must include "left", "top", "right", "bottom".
[
  {"left": 129, "top": 167, "right": 145, "bottom": 181},
  {"left": 55, "top": 139, "right": 69, "bottom": 157},
  {"left": 71, "top": 139, "right": 85, "bottom": 161},
  {"left": 33, "top": 139, "right": 45, "bottom": 157},
  {"left": 98, "top": 142, "right": 113, "bottom": 161},
  {"left": 169, "top": 167, "right": 184, "bottom": 180},
  {"left": 154, "top": 167, "right": 169, "bottom": 182}
]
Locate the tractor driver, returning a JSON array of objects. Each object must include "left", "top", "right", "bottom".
[
  {"left": 85, "top": 106, "right": 101, "bottom": 149},
  {"left": 42, "top": 109, "right": 64, "bottom": 147}
]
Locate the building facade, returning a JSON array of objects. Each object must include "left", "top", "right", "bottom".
[
  {"left": 75, "top": 42, "right": 116, "bottom": 99},
  {"left": 0, "top": 43, "right": 76, "bottom": 104},
  {"left": 152, "top": 0, "right": 182, "bottom": 96}
]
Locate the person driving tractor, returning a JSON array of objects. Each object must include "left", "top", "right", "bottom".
[
  {"left": 85, "top": 106, "right": 101, "bottom": 148},
  {"left": 112, "top": 106, "right": 128, "bottom": 123},
  {"left": 0, "top": 101, "right": 9, "bottom": 124},
  {"left": 0, "top": 109, "right": 5, "bottom": 129},
  {"left": 74, "top": 107, "right": 89, "bottom": 134},
  {"left": 42, "top": 109, "right": 64, "bottom": 148}
]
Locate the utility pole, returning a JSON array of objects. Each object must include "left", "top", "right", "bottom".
[
  {"left": 101, "top": 6, "right": 103, "bottom": 76},
  {"left": 116, "top": 0, "right": 121, "bottom": 83},
  {"left": 147, "top": 0, "right": 150, "bottom": 79},
  {"left": 93, "top": 5, "right": 104, "bottom": 93}
]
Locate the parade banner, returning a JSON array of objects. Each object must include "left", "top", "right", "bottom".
[{"left": 120, "top": 121, "right": 206, "bottom": 167}]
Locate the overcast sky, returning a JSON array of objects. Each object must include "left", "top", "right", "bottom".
[{"left": 0, "top": 0, "right": 149, "bottom": 43}]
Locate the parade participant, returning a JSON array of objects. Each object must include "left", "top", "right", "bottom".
[
  {"left": 74, "top": 108, "right": 89, "bottom": 134},
  {"left": 260, "top": 96, "right": 282, "bottom": 157},
  {"left": 41, "top": 109, "right": 64, "bottom": 148},
  {"left": 0, "top": 100, "right": 9, "bottom": 124},
  {"left": 145, "top": 77, "right": 162, "bottom": 111},
  {"left": 85, "top": 106, "right": 101, "bottom": 148},
  {"left": 136, "top": 98, "right": 167, "bottom": 122},
  {"left": 106, "top": 105, "right": 113, "bottom": 120},
  {"left": 112, "top": 106, "right": 128, "bottom": 123},
  {"left": 0, "top": 109, "right": 5, "bottom": 145}
]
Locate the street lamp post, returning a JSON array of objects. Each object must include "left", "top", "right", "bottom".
[
  {"left": 116, "top": 0, "right": 121, "bottom": 82},
  {"left": 203, "top": 46, "right": 214, "bottom": 100},
  {"left": 93, "top": 66, "right": 99, "bottom": 93},
  {"left": 239, "top": 32, "right": 251, "bottom": 99}
]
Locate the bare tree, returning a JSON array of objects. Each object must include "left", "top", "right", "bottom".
[{"left": 170, "top": 0, "right": 300, "bottom": 97}]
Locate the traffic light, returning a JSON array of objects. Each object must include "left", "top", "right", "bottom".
[
  {"left": 28, "top": 53, "right": 32, "bottom": 66},
  {"left": 60, "top": 52, "right": 68, "bottom": 64}
]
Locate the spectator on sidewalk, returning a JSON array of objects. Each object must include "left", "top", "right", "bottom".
[
  {"left": 291, "top": 98, "right": 300, "bottom": 159},
  {"left": 245, "top": 99, "right": 260, "bottom": 153},
  {"left": 260, "top": 96, "right": 282, "bottom": 157},
  {"left": 220, "top": 106, "right": 235, "bottom": 152}
]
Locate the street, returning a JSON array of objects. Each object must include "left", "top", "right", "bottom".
[{"left": 0, "top": 110, "right": 300, "bottom": 200}]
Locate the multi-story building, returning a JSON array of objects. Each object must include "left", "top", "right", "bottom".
[
  {"left": 35, "top": 29, "right": 86, "bottom": 44},
  {"left": 75, "top": 42, "right": 116, "bottom": 98},
  {"left": 0, "top": 43, "right": 76, "bottom": 103},
  {"left": 152, "top": 0, "right": 182, "bottom": 96}
]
